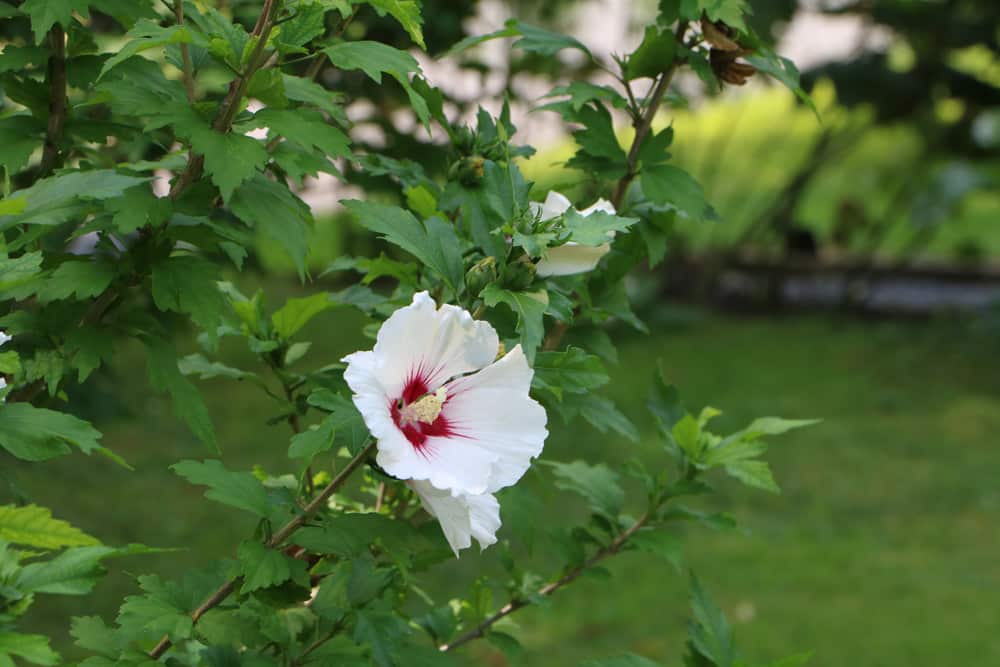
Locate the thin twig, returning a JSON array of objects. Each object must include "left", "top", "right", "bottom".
[
  {"left": 610, "top": 21, "right": 689, "bottom": 210},
  {"left": 39, "top": 25, "right": 67, "bottom": 177},
  {"left": 147, "top": 440, "right": 377, "bottom": 660},
  {"left": 173, "top": 0, "right": 196, "bottom": 102},
  {"left": 440, "top": 511, "right": 651, "bottom": 652}
]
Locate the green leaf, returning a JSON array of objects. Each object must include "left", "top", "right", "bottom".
[
  {"left": 281, "top": 74, "right": 348, "bottom": 124},
  {"left": 248, "top": 108, "right": 351, "bottom": 160},
  {"left": 70, "top": 616, "right": 118, "bottom": 656},
  {"left": 0, "top": 170, "right": 148, "bottom": 229},
  {"left": 322, "top": 41, "right": 429, "bottom": 126},
  {"left": 294, "top": 513, "right": 421, "bottom": 558},
  {"left": 230, "top": 175, "right": 313, "bottom": 280},
  {"left": 15, "top": 544, "right": 163, "bottom": 595},
  {"left": 546, "top": 460, "right": 624, "bottom": 519},
  {"left": 146, "top": 338, "right": 217, "bottom": 450},
  {"left": 342, "top": 201, "right": 464, "bottom": 292},
  {"left": 306, "top": 390, "right": 370, "bottom": 454},
  {"left": 20, "top": 0, "right": 91, "bottom": 43},
  {"left": 288, "top": 414, "right": 337, "bottom": 459},
  {"left": 581, "top": 655, "right": 664, "bottom": 667},
  {"left": 563, "top": 209, "right": 638, "bottom": 246},
  {"left": 543, "top": 82, "right": 628, "bottom": 112},
  {"left": 188, "top": 126, "right": 268, "bottom": 202},
  {"left": 64, "top": 328, "right": 114, "bottom": 382},
  {"left": 0, "top": 632, "right": 59, "bottom": 666},
  {"left": 100, "top": 20, "right": 197, "bottom": 76},
  {"left": 745, "top": 43, "right": 817, "bottom": 116},
  {"left": 171, "top": 460, "right": 272, "bottom": 517},
  {"left": 688, "top": 574, "right": 735, "bottom": 667},
  {"left": 237, "top": 540, "right": 308, "bottom": 593},
  {"left": 178, "top": 354, "right": 259, "bottom": 384},
  {"left": 274, "top": 1, "right": 326, "bottom": 52},
  {"left": 514, "top": 21, "right": 591, "bottom": 58},
  {"left": 106, "top": 185, "right": 172, "bottom": 233},
  {"left": 151, "top": 255, "right": 228, "bottom": 339},
  {"left": 576, "top": 394, "right": 639, "bottom": 442},
  {"left": 648, "top": 373, "right": 685, "bottom": 435},
  {"left": 630, "top": 529, "right": 683, "bottom": 572},
  {"left": 642, "top": 165, "right": 714, "bottom": 221},
  {"left": 36, "top": 260, "right": 114, "bottom": 303},
  {"left": 368, "top": 0, "right": 425, "bottom": 48},
  {"left": 626, "top": 26, "right": 677, "bottom": 80},
  {"left": 481, "top": 285, "right": 547, "bottom": 361},
  {"left": 0, "top": 252, "right": 43, "bottom": 294},
  {"left": 0, "top": 403, "right": 126, "bottom": 467},
  {"left": 354, "top": 610, "right": 409, "bottom": 667},
  {"left": 724, "top": 459, "right": 779, "bottom": 493},
  {"left": 736, "top": 417, "right": 819, "bottom": 439},
  {"left": 116, "top": 574, "right": 194, "bottom": 642},
  {"left": 0, "top": 504, "right": 99, "bottom": 549},
  {"left": 0, "top": 116, "right": 45, "bottom": 175},
  {"left": 272, "top": 292, "right": 334, "bottom": 340},
  {"left": 532, "top": 347, "right": 609, "bottom": 400}
]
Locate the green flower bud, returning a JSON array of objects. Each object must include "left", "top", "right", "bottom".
[
  {"left": 466, "top": 255, "right": 498, "bottom": 296},
  {"left": 504, "top": 252, "right": 537, "bottom": 291},
  {"left": 448, "top": 156, "right": 486, "bottom": 186}
]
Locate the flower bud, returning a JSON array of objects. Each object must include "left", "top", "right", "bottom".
[
  {"left": 448, "top": 155, "right": 486, "bottom": 186},
  {"left": 504, "top": 252, "right": 537, "bottom": 290},
  {"left": 466, "top": 255, "right": 498, "bottom": 295}
]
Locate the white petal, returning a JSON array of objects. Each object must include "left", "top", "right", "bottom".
[
  {"left": 342, "top": 293, "right": 502, "bottom": 487},
  {"left": 409, "top": 480, "right": 500, "bottom": 556},
  {"left": 578, "top": 198, "right": 616, "bottom": 216},
  {"left": 535, "top": 242, "right": 611, "bottom": 277},
  {"left": 424, "top": 345, "right": 547, "bottom": 493},
  {"left": 538, "top": 190, "right": 572, "bottom": 221},
  {"left": 350, "top": 291, "right": 499, "bottom": 400}
]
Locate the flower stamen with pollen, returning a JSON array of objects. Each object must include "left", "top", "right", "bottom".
[{"left": 399, "top": 386, "right": 447, "bottom": 425}]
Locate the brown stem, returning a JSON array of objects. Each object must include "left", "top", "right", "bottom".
[
  {"left": 173, "top": 0, "right": 196, "bottom": 102},
  {"left": 147, "top": 440, "right": 377, "bottom": 660},
  {"left": 39, "top": 25, "right": 67, "bottom": 178},
  {"left": 440, "top": 511, "right": 651, "bottom": 652},
  {"left": 168, "top": 0, "right": 280, "bottom": 199},
  {"left": 610, "top": 21, "right": 689, "bottom": 210}
]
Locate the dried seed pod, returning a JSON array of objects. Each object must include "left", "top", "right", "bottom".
[
  {"left": 701, "top": 18, "right": 741, "bottom": 52},
  {"left": 710, "top": 48, "right": 757, "bottom": 86}
]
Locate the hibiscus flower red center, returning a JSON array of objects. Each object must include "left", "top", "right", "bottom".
[{"left": 391, "top": 374, "right": 455, "bottom": 452}]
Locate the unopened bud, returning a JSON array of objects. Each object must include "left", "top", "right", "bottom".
[
  {"left": 466, "top": 255, "right": 498, "bottom": 296},
  {"left": 448, "top": 156, "right": 486, "bottom": 186},
  {"left": 504, "top": 252, "right": 537, "bottom": 290}
]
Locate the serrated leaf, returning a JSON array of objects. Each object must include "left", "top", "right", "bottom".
[
  {"left": 322, "top": 41, "right": 429, "bottom": 126},
  {"left": 642, "top": 164, "right": 714, "bottom": 222},
  {"left": 36, "top": 260, "right": 114, "bottom": 303},
  {"left": 724, "top": 460, "right": 780, "bottom": 493},
  {"left": 342, "top": 200, "right": 464, "bottom": 292},
  {"left": 546, "top": 460, "right": 624, "bottom": 519},
  {"left": 0, "top": 116, "right": 45, "bottom": 175},
  {"left": 0, "top": 505, "right": 99, "bottom": 550},
  {"left": 563, "top": 209, "right": 638, "bottom": 246},
  {"left": 106, "top": 185, "right": 172, "bottom": 233},
  {"left": 481, "top": 285, "right": 547, "bottom": 361},
  {"left": 20, "top": 0, "right": 91, "bottom": 43},
  {"left": 368, "top": 0, "right": 425, "bottom": 48},
  {"left": 514, "top": 21, "right": 591, "bottom": 57},
  {"left": 0, "top": 252, "right": 43, "bottom": 294},
  {"left": 630, "top": 529, "right": 683, "bottom": 572},
  {"left": 151, "top": 255, "right": 228, "bottom": 340},
  {"left": 0, "top": 170, "right": 148, "bottom": 229},
  {"left": 100, "top": 20, "right": 197, "bottom": 76},
  {"left": 688, "top": 574, "right": 735, "bottom": 667},
  {"left": 237, "top": 540, "right": 308, "bottom": 593},
  {"left": 626, "top": 26, "right": 677, "bottom": 80},
  {"left": 306, "top": 390, "right": 370, "bottom": 454},
  {"left": 532, "top": 347, "right": 609, "bottom": 400},
  {"left": 248, "top": 108, "right": 351, "bottom": 160},
  {"left": 188, "top": 127, "right": 268, "bottom": 202},
  {"left": 0, "top": 632, "right": 60, "bottom": 666},
  {"left": 16, "top": 544, "right": 163, "bottom": 595},
  {"left": 230, "top": 175, "right": 312, "bottom": 280},
  {"left": 281, "top": 74, "right": 348, "bottom": 124},
  {"left": 171, "top": 460, "right": 272, "bottom": 517},
  {"left": 576, "top": 394, "right": 639, "bottom": 442}
]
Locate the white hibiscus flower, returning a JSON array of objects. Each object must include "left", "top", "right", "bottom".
[
  {"left": 531, "top": 190, "right": 617, "bottom": 277},
  {"left": 342, "top": 292, "right": 547, "bottom": 497},
  {"left": 408, "top": 480, "right": 500, "bottom": 555}
]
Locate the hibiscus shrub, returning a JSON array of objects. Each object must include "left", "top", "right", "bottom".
[{"left": 0, "top": 1, "right": 816, "bottom": 665}]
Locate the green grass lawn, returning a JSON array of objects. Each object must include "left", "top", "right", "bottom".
[{"left": 5, "top": 296, "right": 1000, "bottom": 666}]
